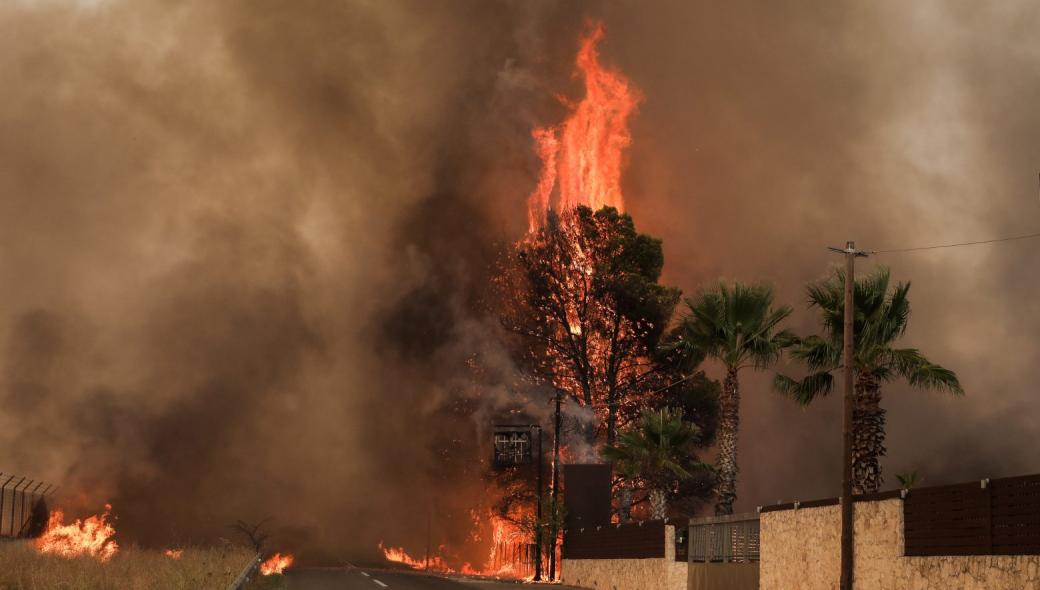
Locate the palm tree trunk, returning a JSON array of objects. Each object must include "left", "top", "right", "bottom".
[
  {"left": 714, "top": 367, "right": 740, "bottom": 515},
  {"left": 852, "top": 373, "right": 886, "bottom": 493},
  {"left": 648, "top": 489, "right": 668, "bottom": 520},
  {"left": 619, "top": 480, "right": 633, "bottom": 523}
]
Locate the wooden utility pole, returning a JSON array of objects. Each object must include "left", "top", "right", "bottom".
[
  {"left": 548, "top": 388, "right": 563, "bottom": 581},
  {"left": 534, "top": 425, "right": 544, "bottom": 581},
  {"left": 829, "top": 241, "right": 867, "bottom": 590}
]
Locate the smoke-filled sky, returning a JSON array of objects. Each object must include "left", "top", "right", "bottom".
[{"left": 2, "top": 0, "right": 1039, "bottom": 559}]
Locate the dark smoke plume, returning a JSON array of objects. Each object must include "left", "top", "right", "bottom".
[{"left": 2, "top": 0, "right": 1039, "bottom": 562}]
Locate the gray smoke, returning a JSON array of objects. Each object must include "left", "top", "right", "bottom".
[{"left": 1, "top": 0, "right": 1038, "bottom": 561}]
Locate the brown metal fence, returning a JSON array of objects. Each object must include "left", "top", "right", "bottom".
[
  {"left": 562, "top": 519, "right": 666, "bottom": 559},
  {"left": 905, "top": 473, "right": 1040, "bottom": 556},
  {"left": 689, "top": 513, "right": 760, "bottom": 563},
  {"left": 0, "top": 472, "right": 56, "bottom": 539}
]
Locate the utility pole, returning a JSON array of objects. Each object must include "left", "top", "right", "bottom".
[
  {"left": 548, "top": 388, "right": 563, "bottom": 581},
  {"left": 829, "top": 241, "right": 868, "bottom": 590},
  {"left": 425, "top": 499, "right": 431, "bottom": 571},
  {"left": 534, "top": 424, "right": 544, "bottom": 581}
]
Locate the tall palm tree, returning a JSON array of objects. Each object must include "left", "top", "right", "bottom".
[
  {"left": 668, "top": 283, "right": 794, "bottom": 515},
  {"left": 601, "top": 407, "right": 703, "bottom": 520},
  {"left": 775, "top": 267, "right": 963, "bottom": 493}
]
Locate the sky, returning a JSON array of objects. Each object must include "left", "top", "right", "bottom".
[{"left": 1, "top": 0, "right": 1039, "bottom": 558}]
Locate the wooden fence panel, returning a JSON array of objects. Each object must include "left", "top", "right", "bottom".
[
  {"left": 562, "top": 520, "right": 665, "bottom": 560},
  {"left": 905, "top": 474, "right": 1040, "bottom": 556}
]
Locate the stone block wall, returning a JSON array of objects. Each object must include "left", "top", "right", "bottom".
[
  {"left": 761, "top": 498, "right": 1040, "bottom": 590},
  {"left": 562, "top": 524, "right": 687, "bottom": 590}
]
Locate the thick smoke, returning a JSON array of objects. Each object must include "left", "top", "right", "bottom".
[{"left": 1, "top": 0, "right": 1039, "bottom": 561}]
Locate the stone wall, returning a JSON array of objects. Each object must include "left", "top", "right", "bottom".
[
  {"left": 761, "top": 498, "right": 1040, "bottom": 590},
  {"left": 561, "top": 524, "right": 687, "bottom": 590}
]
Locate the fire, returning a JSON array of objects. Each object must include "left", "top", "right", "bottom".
[
  {"left": 376, "top": 20, "right": 631, "bottom": 584},
  {"left": 378, "top": 507, "right": 540, "bottom": 581},
  {"left": 379, "top": 542, "right": 428, "bottom": 569},
  {"left": 34, "top": 504, "right": 119, "bottom": 562},
  {"left": 260, "top": 552, "right": 294, "bottom": 575},
  {"left": 164, "top": 548, "right": 183, "bottom": 559},
  {"left": 528, "top": 21, "right": 640, "bottom": 232}
]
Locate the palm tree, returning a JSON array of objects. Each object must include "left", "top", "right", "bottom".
[
  {"left": 668, "top": 283, "right": 794, "bottom": 515},
  {"left": 601, "top": 407, "right": 703, "bottom": 520},
  {"left": 775, "top": 267, "right": 963, "bottom": 493}
]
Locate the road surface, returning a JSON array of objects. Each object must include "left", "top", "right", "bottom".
[{"left": 285, "top": 567, "right": 585, "bottom": 590}]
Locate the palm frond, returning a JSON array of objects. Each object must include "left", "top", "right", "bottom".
[
  {"left": 788, "top": 334, "right": 841, "bottom": 372},
  {"left": 885, "top": 348, "right": 964, "bottom": 395},
  {"left": 677, "top": 281, "right": 793, "bottom": 371},
  {"left": 774, "top": 372, "right": 834, "bottom": 405}
]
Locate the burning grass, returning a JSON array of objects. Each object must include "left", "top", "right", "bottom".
[{"left": 0, "top": 541, "right": 259, "bottom": 590}]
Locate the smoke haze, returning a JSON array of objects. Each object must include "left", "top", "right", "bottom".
[{"left": 2, "top": 0, "right": 1039, "bottom": 559}]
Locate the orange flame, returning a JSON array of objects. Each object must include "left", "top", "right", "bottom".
[
  {"left": 528, "top": 21, "right": 640, "bottom": 232},
  {"left": 34, "top": 504, "right": 118, "bottom": 562},
  {"left": 378, "top": 507, "right": 540, "bottom": 581},
  {"left": 379, "top": 542, "right": 427, "bottom": 569},
  {"left": 260, "top": 552, "right": 294, "bottom": 575},
  {"left": 163, "top": 548, "right": 183, "bottom": 559}
]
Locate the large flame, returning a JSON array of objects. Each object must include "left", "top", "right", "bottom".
[
  {"left": 34, "top": 504, "right": 119, "bottom": 562},
  {"left": 377, "top": 20, "right": 631, "bottom": 583},
  {"left": 260, "top": 552, "right": 294, "bottom": 575},
  {"left": 528, "top": 21, "right": 640, "bottom": 232}
]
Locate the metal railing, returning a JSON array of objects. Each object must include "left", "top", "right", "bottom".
[
  {"left": 689, "top": 513, "right": 760, "bottom": 563},
  {"left": 0, "top": 472, "right": 57, "bottom": 539},
  {"left": 227, "top": 553, "right": 262, "bottom": 590}
]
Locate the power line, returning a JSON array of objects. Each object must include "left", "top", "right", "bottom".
[{"left": 871, "top": 230, "right": 1040, "bottom": 254}]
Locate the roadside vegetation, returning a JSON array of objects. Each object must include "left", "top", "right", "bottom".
[{"left": 0, "top": 542, "right": 257, "bottom": 590}]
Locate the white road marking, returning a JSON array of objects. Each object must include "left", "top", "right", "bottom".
[
  {"left": 372, "top": 579, "right": 388, "bottom": 588},
  {"left": 361, "top": 572, "right": 370, "bottom": 577}
]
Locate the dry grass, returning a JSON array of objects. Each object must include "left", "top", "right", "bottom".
[{"left": 0, "top": 540, "right": 259, "bottom": 590}]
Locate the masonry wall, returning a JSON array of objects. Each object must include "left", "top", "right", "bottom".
[
  {"left": 760, "top": 498, "right": 1040, "bottom": 590},
  {"left": 562, "top": 524, "right": 687, "bottom": 590}
]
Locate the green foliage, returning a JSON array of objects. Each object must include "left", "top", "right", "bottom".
[
  {"left": 638, "top": 370, "right": 720, "bottom": 446},
  {"left": 896, "top": 471, "right": 921, "bottom": 490},
  {"left": 601, "top": 407, "right": 706, "bottom": 486},
  {"left": 775, "top": 266, "right": 964, "bottom": 404},
  {"left": 666, "top": 282, "right": 795, "bottom": 371}
]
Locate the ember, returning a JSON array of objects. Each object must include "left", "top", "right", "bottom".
[
  {"left": 260, "top": 552, "right": 294, "bottom": 575},
  {"left": 34, "top": 504, "right": 119, "bottom": 562},
  {"left": 163, "top": 548, "right": 183, "bottom": 559}
]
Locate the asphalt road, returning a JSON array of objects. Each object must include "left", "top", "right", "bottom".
[{"left": 285, "top": 567, "right": 585, "bottom": 590}]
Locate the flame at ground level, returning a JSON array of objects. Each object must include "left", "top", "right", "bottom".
[
  {"left": 35, "top": 504, "right": 119, "bottom": 562},
  {"left": 260, "top": 552, "right": 294, "bottom": 575},
  {"left": 379, "top": 510, "right": 545, "bottom": 581},
  {"left": 163, "top": 548, "right": 183, "bottom": 559}
]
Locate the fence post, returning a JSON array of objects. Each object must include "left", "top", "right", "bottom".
[
  {"left": 8, "top": 478, "right": 25, "bottom": 537},
  {"left": 982, "top": 478, "right": 993, "bottom": 555}
]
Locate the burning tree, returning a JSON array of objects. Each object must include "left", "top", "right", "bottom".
[{"left": 498, "top": 205, "right": 680, "bottom": 448}]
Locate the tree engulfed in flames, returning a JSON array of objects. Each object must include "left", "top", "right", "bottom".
[
  {"left": 35, "top": 504, "right": 119, "bottom": 562},
  {"left": 383, "top": 19, "right": 655, "bottom": 582},
  {"left": 260, "top": 552, "right": 295, "bottom": 575}
]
